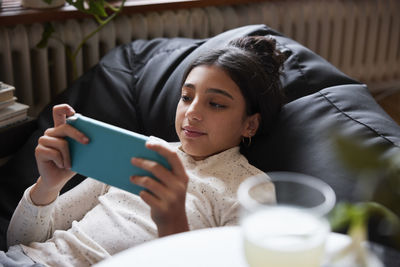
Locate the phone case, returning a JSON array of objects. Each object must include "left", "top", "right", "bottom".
[{"left": 66, "top": 114, "right": 170, "bottom": 195}]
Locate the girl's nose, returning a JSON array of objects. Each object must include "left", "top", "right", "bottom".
[{"left": 186, "top": 100, "right": 203, "bottom": 121}]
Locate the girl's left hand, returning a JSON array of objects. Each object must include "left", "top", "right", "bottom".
[{"left": 130, "top": 141, "right": 189, "bottom": 237}]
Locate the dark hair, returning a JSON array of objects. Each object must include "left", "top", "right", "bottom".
[{"left": 182, "top": 36, "right": 286, "bottom": 137}]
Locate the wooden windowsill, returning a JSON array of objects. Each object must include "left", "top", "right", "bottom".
[{"left": 0, "top": 0, "right": 267, "bottom": 26}]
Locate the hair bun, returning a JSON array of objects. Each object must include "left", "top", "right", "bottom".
[{"left": 228, "top": 36, "right": 286, "bottom": 79}]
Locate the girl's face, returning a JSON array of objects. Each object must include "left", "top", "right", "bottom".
[{"left": 175, "top": 65, "right": 260, "bottom": 160}]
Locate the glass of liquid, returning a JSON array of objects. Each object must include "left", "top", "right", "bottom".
[{"left": 238, "top": 172, "right": 336, "bottom": 267}]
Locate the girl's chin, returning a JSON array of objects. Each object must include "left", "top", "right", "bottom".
[{"left": 181, "top": 144, "right": 210, "bottom": 161}]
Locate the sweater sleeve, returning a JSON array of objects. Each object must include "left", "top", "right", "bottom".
[{"left": 7, "top": 178, "right": 108, "bottom": 247}]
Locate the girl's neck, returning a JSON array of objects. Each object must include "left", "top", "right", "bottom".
[{"left": 180, "top": 146, "right": 239, "bottom": 161}]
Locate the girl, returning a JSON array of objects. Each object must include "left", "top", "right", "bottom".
[{"left": 3, "top": 36, "right": 286, "bottom": 267}]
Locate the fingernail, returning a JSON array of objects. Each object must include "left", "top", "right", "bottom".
[
  {"left": 146, "top": 136, "right": 160, "bottom": 146},
  {"left": 146, "top": 140, "right": 156, "bottom": 146}
]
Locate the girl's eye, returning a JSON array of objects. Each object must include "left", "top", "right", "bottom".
[
  {"left": 181, "top": 95, "right": 192, "bottom": 102},
  {"left": 210, "top": 102, "right": 226, "bottom": 109}
]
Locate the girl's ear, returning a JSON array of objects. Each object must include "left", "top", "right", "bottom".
[{"left": 243, "top": 113, "right": 261, "bottom": 137}]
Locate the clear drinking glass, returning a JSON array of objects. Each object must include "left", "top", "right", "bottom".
[{"left": 238, "top": 172, "right": 336, "bottom": 267}]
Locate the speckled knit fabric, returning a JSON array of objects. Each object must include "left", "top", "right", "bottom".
[{"left": 7, "top": 144, "right": 273, "bottom": 267}]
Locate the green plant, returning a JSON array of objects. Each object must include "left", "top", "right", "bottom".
[
  {"left": 334, "top": 134, "right": 400, "bottom": 217},
  {"left": 37, "top": 0, "right": 126, "bottom": 79},
  {"left": 328, "top": 134, "right": 400, "bottom": 265}
]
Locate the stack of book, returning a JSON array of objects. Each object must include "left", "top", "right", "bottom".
[{"left": 0, "top": 82, "right": 29, "bottom": 128}]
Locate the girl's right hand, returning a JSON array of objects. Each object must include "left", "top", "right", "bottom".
[{"left": 30, "top": 104, "right": 89, "bottom": 206}]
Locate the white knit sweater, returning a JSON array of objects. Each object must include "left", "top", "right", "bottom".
[{"left": 7, "top": 144, "right": 274, "bottom": 266}]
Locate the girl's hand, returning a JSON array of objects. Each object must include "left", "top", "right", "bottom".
[
  {"left": 130, "top": 141, "right": 189, "bottom": 237},
  {"left": 31, "top": 104, "right": 89, "bottom": 206}
]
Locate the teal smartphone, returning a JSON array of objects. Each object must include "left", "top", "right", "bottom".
[{"left": 66, "top": 114, "right": 170, "bottom": 195}]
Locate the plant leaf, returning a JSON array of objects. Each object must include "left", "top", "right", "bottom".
[
  {"left": 36, "top": 23, "right": 55, "bottom": 49},
  {"left": 329, "top": 202, "right": 353, "bottom": 230},
  {"left": 365, "top": 202, "right": 400, "bottom": 228},
  {"left": 88, "top": 0, "right": 108, "bottom": 18},
  {"left": 334, "top": 135, "right": 389, "bottom": 171},
  {"left": 329, "top": 202, "right": 369, "bottom": 230},
  {"left": 66, "top": 0, "right": 85, "bottom": 13}
]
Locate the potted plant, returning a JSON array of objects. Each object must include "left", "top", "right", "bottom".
[
  {"left": 37, "top": 0, "right": 126, "bottom": 79},
  {"left": 329, "top": 134, "right": 400, "bottom": 266}
]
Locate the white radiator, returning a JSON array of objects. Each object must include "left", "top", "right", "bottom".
[{"left": 1, "top": 0, "right": 399, "bottom": 115}]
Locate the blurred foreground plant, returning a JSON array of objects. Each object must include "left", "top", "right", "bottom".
[
  {"left": 37, "top": 0, "right": 126, "bottom": 79},
  {"left": 329, "top": 135, "right": 400, "bottom": 266}
]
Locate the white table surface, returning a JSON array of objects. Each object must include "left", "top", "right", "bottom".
[{"left": 95, "top": 226, "right": 382, "bottom": 267}]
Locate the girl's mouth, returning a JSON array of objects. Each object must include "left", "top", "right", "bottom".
[{"left": 182, "top": 127, "right": 206, "bottom": 138}]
